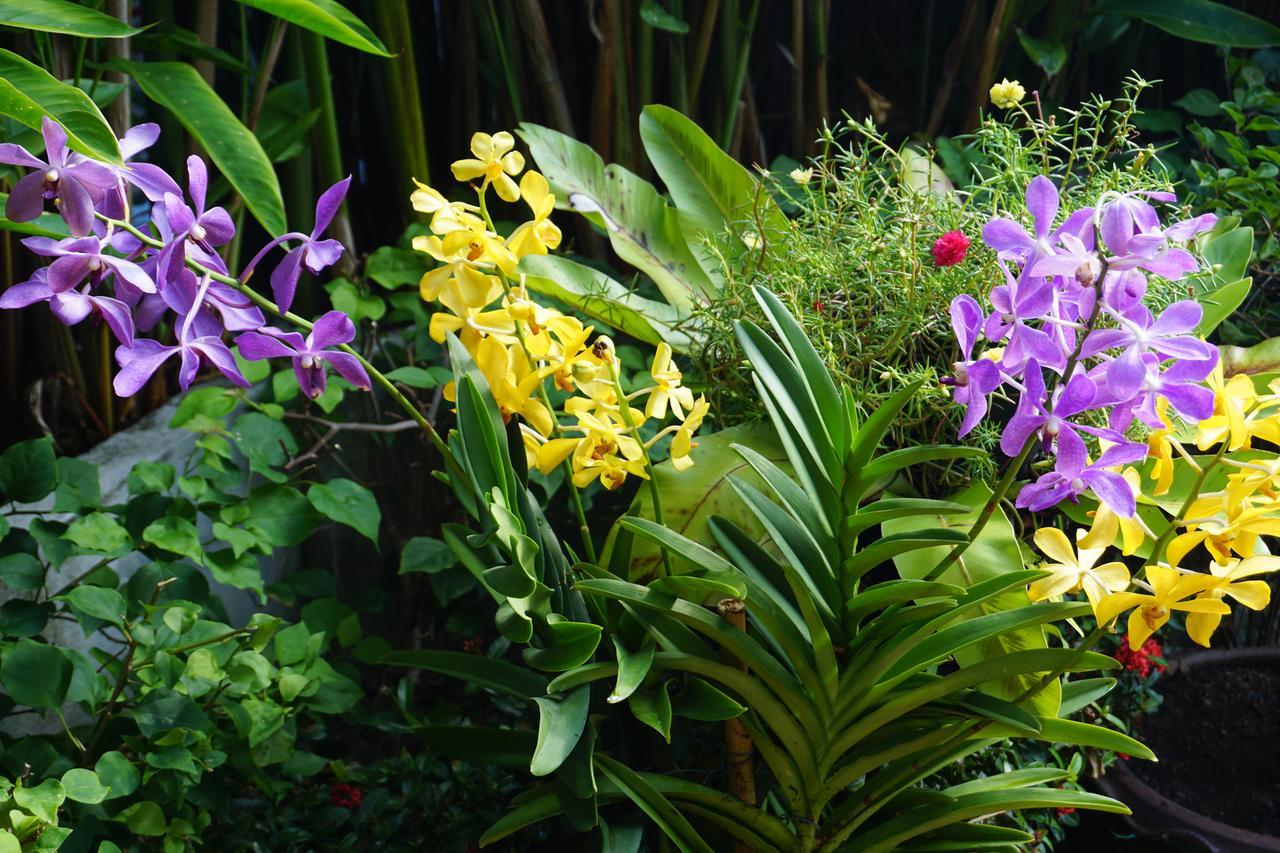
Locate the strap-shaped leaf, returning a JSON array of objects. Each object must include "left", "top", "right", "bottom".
[
  {"left": 530, "top": 685, "right": 590, "bottom": 776},
  {"left": 732, "top": 442, "right": 835, "bottom": 543},
  {"left": 479, "top": 784, "right": 562, "bottom": 847},
  {"left": 380, "top": 649, "right": 547, "bottom": 699},
  {"left": 841, "top": 529, "right": 970, "bottom": 582},
  {"left": 736, "top": 319, "right": 841, "bottom": 478},
  {"left": 942, "top": 767, "right": 1071, "bottom": 797},
  {"left": 0, "top": 0, "right": 143, "bottom": 37},
  {"left": 752, "top": 286, "right": 846, "bottom": 453},
  {"left": 595, "top": 755, "right": 715, "bottom": 853},
  {"left": 231, "top": 0, "right": 391, "bottom": 55},
  {"left": 729, "top": 477, "right": 837, "bottom": 603},
  {"left": 849, "top": 787, "right": 1129, "bottom": 853},
  {"left": 753, "top": 372, "right": 840, "bottom": 522},
  {"left": 618, "top": 516, "right": 737, "bottom": 575},
  {"left": 0, "top": 49, "right": 121, "bottom": 163},
  {"left": 984, "top": 715, "right": 1156, "bottom": 760},
  {"left": 845, "top": 579, "right": 963, "bottom": 625},
  {"left": 859, "top": 445, "right": 986, "bottom": 491},
  {"left": 889, "top": 822, "right": 1033, "bottom": 851},
  {"left": 948, "top": 690, "right": 1042, "bottom": 734},
  {"left": 454, "top": 370, "right": 516, "bottom": 508},
  {"left": 1059, "top": 677, "right": 1116, "bottom": 716},
  {"left": 847, "top": 380, "right": 924, "bottom": 481},
  {"left": 644, "top": 773, "right": 795, "bottom": 852},
  {"left": 844, "top": 498, "right": 970, "bottom": 537},
  {"left": 879, "top": 601, "right": 1092, "bottom": 683}
]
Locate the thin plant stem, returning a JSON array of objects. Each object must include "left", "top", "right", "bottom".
[{"left": 609, "top": 360, "right": 673, "bottom": 578}]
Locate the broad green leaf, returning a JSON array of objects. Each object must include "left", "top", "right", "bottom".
[
  {"left": 604, "top": 423, "right": 784, "bottom": 581},
  {"left": 246, "top": 484, "right": 321, "bottom": 547},
  {"left": 0, "top": 553, "right": 44, "bottom": 592},
  {"left": 110, "top": 61, "right": 286, "bottom": 236},
  {"left": 670, "top": 677, "right": 746, "bottom": 721},
  {"left": 1093, "top": 0, "right": 1280, "bottom": 47},
  {"left": 518, "top": 254, "right": 698, "bottom": 351},
  {"left": 1016, "top": 30, "right": 1066, "bottom": 75},
  {"left": 629, "top": 680, "right": 673, "bottom": 741},
  {"left": 522, "top": 621, "right": 603, "bottom": 672},
  {"left": 530, "top": 685, "right": 590, "bottom": 776},
  {"left": 885, "top": 482, "right": 1060, "bottom": 717},
  {"left": 640, "top": 104, "right": 788, "bottom": 237},
  {"left": 399, "top": 536, "right": 455, "bottom": 574},
  {"left": 0, "top": 436, "right": 56, "bottom": 503},
  {"left": 13, "top": 778, "right": 64, "bottom": 823},
  {"left": 53, "top": 457, "right": 100, "bottom": 512},
  {"left": 1059, "top": 677, "right": 1116, "bottom": 716},
  {"left": 95, "top": 752, "right": 140, "bottom": 799},
  {"left": 1221, "top": 335, "right": 1280, "bottom": 376},
  {"left": 1195, "top": 277, "right": 1250, "bottom": 337},
  {"left": 381, "top": 648, "right": 548, "bottom": 699},
  {"left": 60, "top": 768, "right": 108, "bottom": 804},
  {"left": 1201, "top": 224, "right": 1252, "bottom": 283},
  {"left": 0, "top": 0, "right": 142, "bottom": 37},
  {"left": 365, "top": 245, "right": 430, "bottom": 289},
  {"left": 519, "top": 121, "right": 718, "bottom": 311},
  {"left": 64, "top": 512, "right": 131, "bottom": 554},
  {"left": 113, "top": 801, "right": 166, "bottom": 836},
  {"left": 62, "top": 585, "right": 127, "bottom": 624},
  {"left": 0, "top": 639, "right": 72, "bottom": 707},
  {"left": 308, "top": 478, "right": 381, "bottom": 543},
  {"left": 608, "top": 635, "right": 654, "bottom": 703},
  {"left": 384, "top": 365, "right": 451, "bottom": 389},
  {"left": 232, "top": 0, "right": 391, "bottom": 56},
  {"left": 143, "top": 516, "right": 203, "bottom": 562},
  {"left": 0, "top": 49, "right": 121, "bottom": 163}
]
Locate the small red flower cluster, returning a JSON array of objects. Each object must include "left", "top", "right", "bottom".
[
  {"left": 931, "top": 230, "right": 970, "bottom": 266},
  {"left": 1056, "top": 806, "right": 1076, "bottom": 816},
  {"left": 329, "top": 782, "right": 363, "bottom": 810},
  {"left": 1114, "top": 634, "right": 1167, "bottom": 678}
]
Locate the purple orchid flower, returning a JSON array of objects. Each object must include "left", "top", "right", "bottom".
[
  {"left": 240, "top": 178, "right": 350, "bottom": 313},
  {"left": 999, "top": 362, "right": 1129, "bottom": 458},
  {"left": 0, "top": 117, "right": 116, "bottom": 236},
  {"left": 943, "top": 294, "right": 1003, "bottom": 436},
  {"left": 1081, "top": 300, "right": 1217, "bottom": 400},
  {"left": 155, "top": 156, "right": 235, "bottom": 282},
  {"left": 159, "top": 268, "right": 265, "bottom": 337},
  {"left": 985, "top": 263, "right": 1067, "bottom": 371},
  {"left": 1016, "top": 428, "right": 1148, "bottom": 516},
  {"left": 22, "top": 234, "right": 155, "bottom": 294},
  {"left": 982, "top": 175, "right": 1061, "bottom": 265},
  {"left": 1103, "top": 352, "right": 1217, "bottom": 431},
  {"left": 236, "top": 310, "right": 370, "bottom": 399},
  {"left": 112, "top": 277, "right": 248, "bottom": 397},
  {"left": 91, "top": 123, "right": 183, "bottom": 218},
  {"left": 0, "top": 268, "right": 134, "bottom": 345}
]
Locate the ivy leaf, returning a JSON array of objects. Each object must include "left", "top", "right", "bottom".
[
  {"left": 399, "top": 536, "right": 454, "bottom": 574},
  {"left": 0, "top": 639, "right": 72, "bottom": 707},
  {"left": 0, "top": 437, "right": 55, "bottom": 503},
  {"left": 61, "top": 585, "right": 126, "bottom": 624},
  {"left": 0, "top": 553, "right": 44, "bottom": 592},
  {"left": 63, "top": 512, "right": 131, "bottom": 554},
  {"left": 94, "top": 752, "right": 140, "bottom": 800},
  {"left": 13, "top": 778, "right": 64, "bottom": 823},
  {"left": 60, "top": 768, "right": 108, "bottom": 804},
  {"left": 52, "top": 457, "right": 100, "bottom": 512},
  {"left": 307, "top": 478, "right": 380, "bottom": 543},
  {"left": 142, "top": 516, "right": 204, "bottom": 562}
]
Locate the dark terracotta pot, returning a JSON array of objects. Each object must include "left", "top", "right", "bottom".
[{"left": 1093, "top": 647, "right": 1280, "bottom": 853}]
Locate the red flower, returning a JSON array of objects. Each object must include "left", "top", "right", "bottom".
[
  {"left": 932, "top": 230, "right": 970, "bottom": 266},
  {"left": 330, "top": 783, "right": 363, "bottom": 809},
  {"left": 813, "top": 299, "right": 826, "bottom": 315},
  {"left": 1114, "top": 634, "right": 1166, "bottom": 677},
  {"left": 1056, "top": 806, "right": 1076, "bottom": 816}
]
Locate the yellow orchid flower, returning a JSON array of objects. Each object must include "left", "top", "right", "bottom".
[
  {"left": 645, "top": 342, "right": 695, "bottom": 420},
  {"left": 506, "top": 171, "right": 562, "bottom": 258},
  {"left": 471, "top": 336, "right": 554, "bottom": 436},
  {"left": 1094, "top": 565, "right": 1230, "bottom": 650},
  {"left": 1078, "top": 468, "right": 1147, "bottom": 556},
  {"left": 1196, "top": 363, "right": 1280, "bottom": 451},
  {"left": 1167, "top": 502, "right": 1280, "bottom": 568},
  {"left": 451, "top": 131, "right": 525, "bottom": 202},
  {"left": 1185, "top": 555, "right": 1280, "bottom": 646},
  {"left": 572, "top": 452, "right": 649, "bottom": 491},
  {"left": 1029, "top": 527, "right": 1130, "bottom": 611},
  {"left": 409, "top": 179, "right": 479, "bottom": 217},
  {"left": 669, "top": 396, "right": 710, "bottom": 472},
  {"left": 1146, "top": 398, "right": 1180, "bottom": 496}
]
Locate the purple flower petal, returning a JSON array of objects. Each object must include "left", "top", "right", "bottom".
[
  {"left": 1084, "top": 468, "right": 1136, "bottom": 517},
  {"left": 0, "top": 279, "right": 53, "bottom": 308},
  {"left": 47, "top": 255, "right": 93, "bottom": 293},
  {"left": 307, "top": 310, "right": 356, "bottom": 349},
  {"left": 303, "top": 238, "right": 343, "bottom": 273},
  {"left": 950, "top": 294, "right": 984, "bottom": 358},
  {"left": 198, "top": 206, "right": 236, "bottom": 245},
  {"left": 1163, "top": 382, "right": 1215, "bottom": 422},
  {"left": 982, "top": 218, "right": 1034, "bottom": 256},
  {"left": 319, "top": 351, "right": 370, "bottom": 390},
  {"left": 1055, "top": 427, "right": 1088, "bottom": 477},
  {"left": 1149, "top": 300, "right": 1202, "bottom": 336},
  {"left": 6, "top": 171, "right": 49, "bottom": 222},
  {"left": 124, "top": 162, "right": 182, "bottom": 202},
  {"left": 1106, "top": 344, "right": 1148, "bottom": 400},
  {"left": 102, "top": 256, "right": 157, "bottom": 294},
  {"left": 186, "top": 156, "right": 208, "bottom": 214},
  {"left": 269, "top": 246, "right": 305, "bottom": 312},
  {"left": 58, "top": 175, "right": 96, "bottom": 237},
  {"left": 1025, "top": 176, "right": 1059, "bottom": 239},
  {"left": 236, "top": 331, "right": 299, "bottom": 360},
  {"left": 40, "top": 117, "right": 68, "bottom": 167},
  {"left": 191, "top": 337, "right": 250, "bottom": 388},
  {"left": 114, "top": 338, "right": 180, "bottom": 396},
  {"left": 48, "top": 289, "right": 94, "bottom": 325},
  {"left": 313, "top": 176, "right": 351, "bottom": 235},
  {"left": 0, "top": 143, "right": 47, "bottom": 170}
]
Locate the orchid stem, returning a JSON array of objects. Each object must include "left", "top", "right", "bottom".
[{"left": 610, "top": 361, "right": 673, "bottom": 579}]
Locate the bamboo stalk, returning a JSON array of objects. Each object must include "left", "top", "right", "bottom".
[
  {"left": 964, "top": 0, "right": 1012, "bottom": 130},
  {"left": 515, "top": 0, "right": 576, "bottom": 136},
  {"left": 376, "top": 0, "right": 432, "bottom": 193},
  {"left": 719, "top": 0, "right": 760, "bottom": 151},
  {"left": 193, "top": 0, "right": 218, "bottom": 85},
  {"left": 811, "top": 0, "right": 830, "bottom": 138},
  {"left": 790, "top": 0, "right": 805, "bottom": 155},
  {"left": 104, "top": 0, "right": 131, "bottom": 134},
  {"left": 717, "top": 598, "right": 756, "bottom": 853},
  {"left": 669, "top": 0, "right": 688, "bottom": 113},
  {"left": 686, "top": 0, "right": 721, "bottom": 109}
]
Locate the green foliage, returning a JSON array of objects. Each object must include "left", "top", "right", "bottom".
[{"left": 0, "top": 387, "right": 386, "bottom": 850}]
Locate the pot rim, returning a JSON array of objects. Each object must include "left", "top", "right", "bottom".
[{"left": 1097, "top": 646, "right": 1280, "bottom": 852}]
